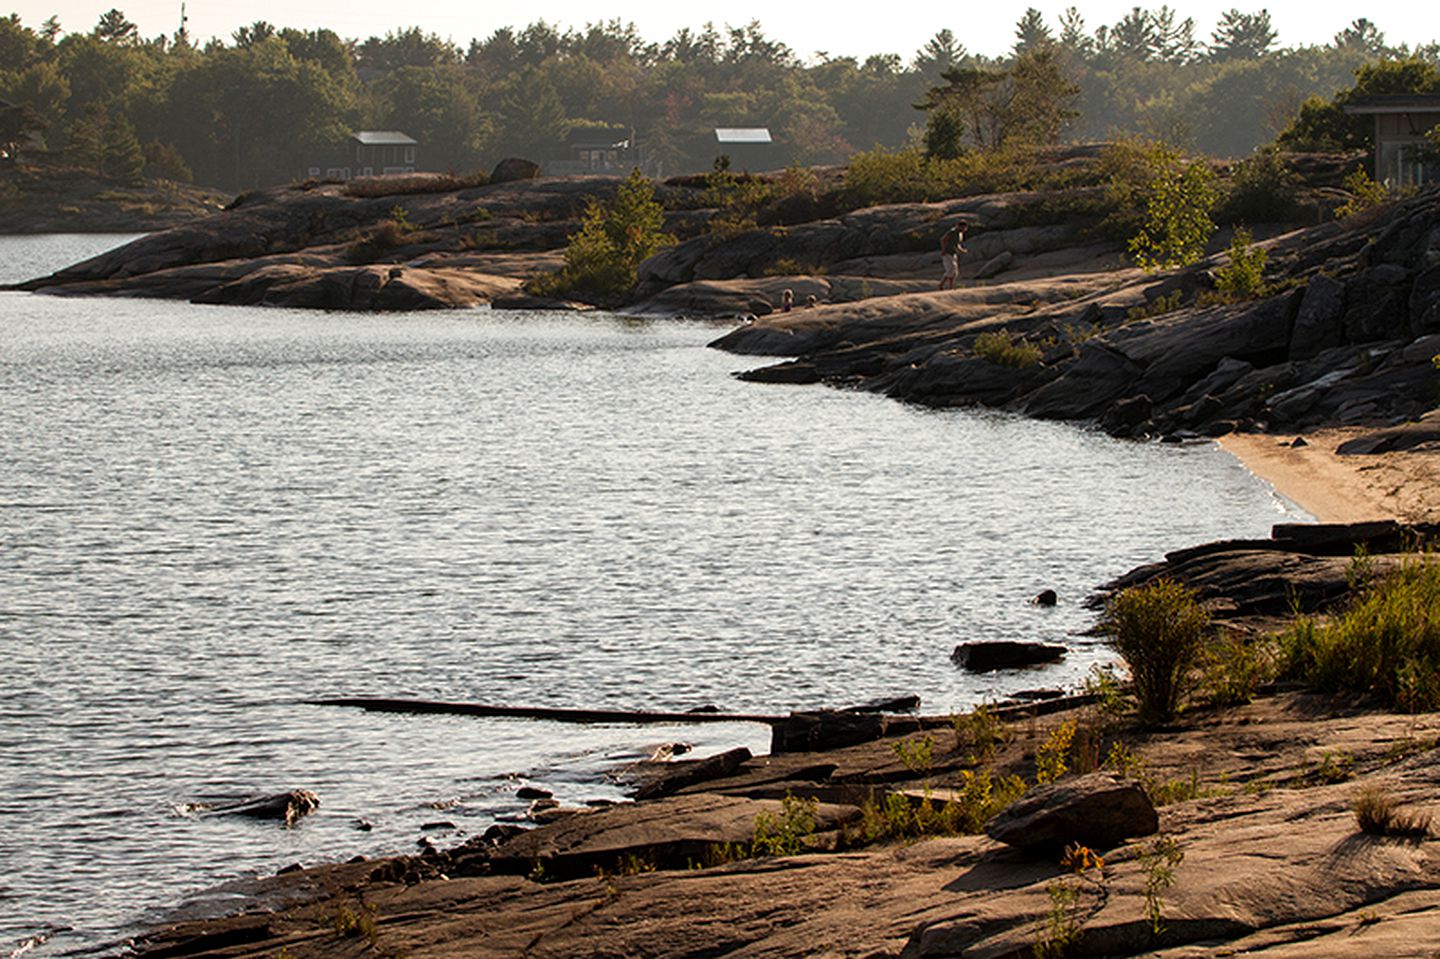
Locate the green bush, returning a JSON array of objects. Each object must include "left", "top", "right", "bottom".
[
  {"left": 529, "top": 168, "right": 675, "bottom": 299},
  {"left": 973, "top": 329, "right": 1044, "bottom": 368},
  {"left": 752, "top": 794, "right": 819, "bottom": 857},
  {"left": 1126, "top": 289, "right": 1184, "bottom": 321},
  {"left": 1100, "top": 578, "right": 1210, "bottom": 724},
  {"left": 1334, "top": 167, "right": 1391, "bottom": 219},
  {"left": 1221, "top": 149, "right": 1299, "bottom": 223},
  {"left": 1126, "top": 141, "right": 1219, "bottom": 270},
  {"left": 1282, "top": 558, "right": 1440, "bottom": 709},
  {"left": 841, "top": 144, "right": 1045, "bottom": 207},
  {"left": 1213, "top": 226, "right": 1268, "bottom": 299}
]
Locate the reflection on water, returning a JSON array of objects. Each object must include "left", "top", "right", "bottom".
[{"left": 0, "top": 236, "right": 1305, "bottom": 954}]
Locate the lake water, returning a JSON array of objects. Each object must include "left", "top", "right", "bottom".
[{"left": 0, "top": 235, "right": 1306, "bottom": 956}]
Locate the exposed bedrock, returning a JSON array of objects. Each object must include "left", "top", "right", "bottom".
[{"left": 708, "top": 188, "right": 1440, "bottom": 438}]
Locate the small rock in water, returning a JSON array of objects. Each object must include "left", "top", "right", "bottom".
[
  {"left": 527, "top": 798, "right": 561, "bottom": 819},
  {"left": 516, "top": 786, "right": 553, "bottom": 800},
  {"left": 686, "top": 704, "right": 722, "bottom": 713},
  {"left": 354, "top": 818, "right": 373, "bottom": 832},
  {"left": 347, "top": 854, "right": 368, "bottom": 864},
  {"left": 207, "top": 790, "right": 319, "bottom": 827},
  {"left": 276, "top": 862, "right": 304, "bottom": 875},
  {"left": 649, "top": 742, "right": 693, "bottom": 761},
  {"left": 421, "top": 820, "right": 457, "bottom": 831},
  {"left": 1031, "top": 589, "right": 1058, "bottom": 607}
]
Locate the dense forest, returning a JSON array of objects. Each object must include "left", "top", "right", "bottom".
[{"left": 1, "top": 6, "right": 1437, "bottom": 191}]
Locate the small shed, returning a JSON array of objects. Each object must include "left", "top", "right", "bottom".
[
  {"left": 1342, "top": 95, "right": 1440, "bottom": 188},
  {"left": 713, "top": 127, "right": 780, "bottom": 172}
]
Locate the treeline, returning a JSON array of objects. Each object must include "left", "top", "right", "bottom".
[{"left": 1, "top": 7, "right": 1436, "bottom": 191}]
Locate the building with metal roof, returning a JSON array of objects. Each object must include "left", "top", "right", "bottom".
[{"left": 1343, "top": 95, "right": 1440, "bottom": 188}]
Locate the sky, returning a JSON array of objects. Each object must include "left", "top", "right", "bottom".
[{"left": 6, "top": 0, "right": 1436, "bottom": 61}]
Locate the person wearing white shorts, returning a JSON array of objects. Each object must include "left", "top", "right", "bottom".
[{"left": 938, "top": 219, "right": 968, "bottom": 290}]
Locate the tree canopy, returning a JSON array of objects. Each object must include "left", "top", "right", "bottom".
[{"left": 0, "top": 6, "right": 1434, "bottom": 190}]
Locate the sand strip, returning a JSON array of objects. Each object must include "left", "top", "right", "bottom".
[{"left": 1219, "top": 430, "right": 1440, "bottom": 525}]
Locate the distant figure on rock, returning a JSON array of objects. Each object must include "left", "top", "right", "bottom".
[
  {"left": 805, "top": 294, "right": 818, "bottom": 308},
  {"left": 780, "top": 288, "right": 794, "bottom": 312},
  {"left": 939, "top": 219, "right": 968, "bottom": 290}
]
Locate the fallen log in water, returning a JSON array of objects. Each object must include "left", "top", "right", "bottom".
[
  {"left": 309, "top": 692, "right": 1093, "bottom": 731},
  {"left": 310, "top": 697, "right": 787, "bottom": 725}
]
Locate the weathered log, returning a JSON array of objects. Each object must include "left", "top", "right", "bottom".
[{"left": 311, "top": 697, "right": 785, "bottom": 725}]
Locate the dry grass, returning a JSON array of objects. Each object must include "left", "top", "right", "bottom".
[{"left": 1352, "top": 784, "right": 1431, "bottom": 838}]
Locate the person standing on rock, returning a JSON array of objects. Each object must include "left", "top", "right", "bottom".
[
  {"left": 939, "top": 219, "right": 968, "bottom": 290},
  {"left": 780, "top": 288, "right": 794, "bottom": 312}
]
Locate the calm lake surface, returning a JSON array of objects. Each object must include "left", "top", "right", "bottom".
[{"left": 0, "top": 235, "right": 1306, "bottom": 955}]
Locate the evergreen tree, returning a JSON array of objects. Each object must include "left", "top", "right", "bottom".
[
  {"left": 1332, "top": 19, "right": 1388, "bottom": 56},
  {"left": 101, "top": 113, "right": 143, "bottom": 179},
  {"left": 1209, "top": 9, "right": 1277, "bottom": 61},
  {"left": 1152, "top": 6, "right": 1199, "bottom": 63},
  {"left": 93, "top": 8, "right": 137, "bottom": 44},
  {"left": 1057, "top": 8, "right": 1092, "bottom": 57},
  {"left": 1111, "top": 8, "right": 1159, "bottom": 61},
  {"left": 913, "top": 29, "right": 966, "bottom": 80},
  {"left": 1014, "top": 9, "right": 1054, "bottom": 55}
]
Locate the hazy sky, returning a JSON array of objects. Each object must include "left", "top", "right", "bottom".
[{"left": 7, "top": 0, "right": 1435, "bottom": 61}]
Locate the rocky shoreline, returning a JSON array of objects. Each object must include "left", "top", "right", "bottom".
[
  {"left": 131, "top": 522, "right": 1440, "bottom": 959},
  {"left": 12, "top": 158, "right": 1440, "bottom": 956},
  {"left": 10, "top": 158, "right": 1436, "bottom": 443}
]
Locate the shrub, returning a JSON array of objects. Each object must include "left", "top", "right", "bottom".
[
  {"left": 951, "top": 704, "right": 1012, "bottom": 762},
  {"left": 345, "top": 217, "right": 409, "bottom": 263},
  {"left": 1212, "top": 227, "right": 1268, "bottom": 299},
  {"left": 1334, "top": 167, "right": 1391, "bottom": 219},
  {"left": 1125, "top": 141, "right": 1219, "bottom": 270},
  {"left": 529, "top": 168, "right": 675, "bottom": 299},
  {"left": 1221, "top": 148, "right": 1299, "bottom": 223},
  {"left": 1352, "top": 784, "right": 1431, "bottom": 838},
  {"left": 1126, "top": 289, "right": 1184, "bottom": 321},
  {"left": 892, "top": 735, "right": 935, "bottom": 776},
  {"left": 1281, "top": 558, "right": 1440, "bottom": 709},
  {"left": 1200, "top": 631, "right": 1277, "bottom": 706},
  {"left": 973, "top": 329, "right": 1044, "bottom": 368},
  {"left": 1100, "top": 579, "right": 1210, "bottom": 724},
  {"left": 752, "top": 794, "right": 819, "bottom": 857},
  {"left": 1138, "top": 835, "right": 1184, "bottom": 935},
  {"left": 143, "top": 140, "right": 193, "bottom": 183},
  {"left": 1035, "top": 718, "right": 1077, "bottom": 784}
]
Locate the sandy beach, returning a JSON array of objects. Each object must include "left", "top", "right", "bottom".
[{"left": 1219, "top": 429, "right": 1440, "bottom": 525}]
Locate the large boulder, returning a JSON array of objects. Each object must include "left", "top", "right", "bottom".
[
  {"left": 489, "top": 157, "right": 541, "bottom": 183},
  {"left": 951, "top": 641, "right": 1067, "bottom": 672},
  {"left": 984, "top": 772, "right": 1157, "bottom": 853}
]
